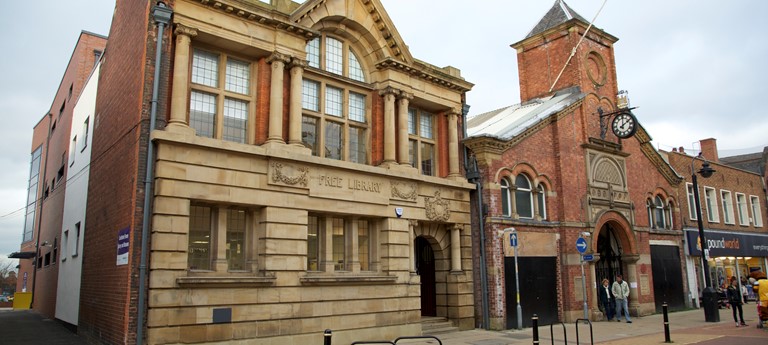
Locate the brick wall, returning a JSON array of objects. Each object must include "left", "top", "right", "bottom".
[{"left": 79, "top": 0, "right": 154, "bottom": 344}]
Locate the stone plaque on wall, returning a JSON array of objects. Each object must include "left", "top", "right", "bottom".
[
  {"left": 574, "top": 277, "right": 584, "bottom": 302},
  {"left": 640, "top": 274, "right": 650, "bottom": 296}
]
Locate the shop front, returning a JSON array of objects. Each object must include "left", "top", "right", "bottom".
[{"left": 684, "top": 229, "right": 768, "bottom": 305}]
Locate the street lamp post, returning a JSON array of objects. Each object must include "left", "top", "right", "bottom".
[{"left": 691, "top": 153, "right": 719, "bottom": 322}]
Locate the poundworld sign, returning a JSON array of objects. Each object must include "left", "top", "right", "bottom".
[{"left": 685, "top": 229, "right": 768, "bottom": 257}]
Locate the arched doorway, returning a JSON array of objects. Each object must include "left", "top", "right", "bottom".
[
  {"left": 415, "top": 236, "right": 436, "bottom": 316},
  {"left": 595, "top": 223, "right": 624, "bottom": 284}
]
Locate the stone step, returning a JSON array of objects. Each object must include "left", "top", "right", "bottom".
[{"left": 421, "top": 317, "right": 459, "bottom": 335}]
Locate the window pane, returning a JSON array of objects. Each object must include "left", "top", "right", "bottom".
[
  {"left": 226, "top": 209, "right": 246, "bottom": 270},
  {"left": 223, "top": 98, "right": 247, "bottom": 143},
  {"left": 722, "top": 191, "right": 732, "bottom": 224},
  {"left": 737, "top": 195, "right": 747, "bottom": 225},
  {"left": 358, "top": 220, "right": 370, "bottom": 271},
  {"left": 537, "top": 185, "right": 546, "bottom": 219},
  {"left": 420, "top": 112, "right": 433, "bottom": 139},
  {"left": 325, "top": 37, "right": 343, "bottom": 75},
  {"left": 751, "top": 196, "right": 763, "bottom": 226},
  {"left": 306, "top": 37, "right": 320, "bottom": 68},
  {"left": 687, "top": 184, "right": 697, "bottom": 220},
  {"left": 501, "top": 179, "right": 510, "bottom": 217},
  {"left": 349, "top": 92, "right": 366, "bottom": 122},
  {"left": 307, "top": 216, "right": 319, "bottom": 271},
  {"left": 191, "top": 49, "right": 218, "bottom": 87},
  {"left": 516, "top": 175, "right": 532, "bottom": 218},
  {"left": 408, "top": 108, "right": 417, "bottom": 135},
  {"left": 190, "top": 91, "right": 216, "bottom": 138},
  {"left": 302, "top": 116, "right": 319, "bottom": 155},
  {"left": 349, "top": 127, "right": 366, "bottom": 164},
  {"left": 655, "top": 198, "right": 665, "bottom": 229},
  {"left": 225, "top": 58, "right": 250, "bottom": 94},
  {"left": 420, "top": 143, "right": 434, "bottom": 176},
  {"left": 349, "top": 49, "right": 365, "bottom": 82},
  {"left": 188, "top": 205, "right": 212, "bottom": 270},
  {"left": 302, "top": 79, "right": 319, "bottom": 111},
  {"left": 331, "top": 218, "right": 345, "bottom": 270},
  {"left": 325, "top": 121, "right": 343, "bottom": 160},
  {"left": 409, "top": 139, "right": 417, "bottom": 169},
  {"left": 325, "top": 86, "right": 343, "bottom": 117}
]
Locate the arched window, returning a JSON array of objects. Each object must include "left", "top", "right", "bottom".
[
  {"left": 515, "top": 175, "right": 533, "bottom": 219},
  {"left": 500, "top": 178, "right": 511, "bottom": 217},
  {"left": 305, "top": 36, "right": 366, "bottom": 82},
  {"left": 537, "top": 184, "right": 547, "bottom": 220},
  {"left": 646, "top": 199, "right": 654, "bottom": 228},
  {"left": 303, "top": 35, "right": 369, "bottom": 163},
  {"left": 667, "top": 201, "right": 675, "bottom": 229},
  {"left": 654, "top": 196, "right": 666, "bottom": 229}
]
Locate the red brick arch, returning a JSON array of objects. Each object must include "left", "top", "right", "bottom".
[{"left": 593, "top": 210, "right": 637, "bottom": 255}]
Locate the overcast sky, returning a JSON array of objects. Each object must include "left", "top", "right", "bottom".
[{"left": 1, "top": 0, "right": 766, "bottom": 261}]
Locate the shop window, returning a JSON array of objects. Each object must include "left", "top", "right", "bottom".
[
  {"left": 187, "top": 204, "right": 252, "bottom": 272},
  {"left": 704, "top": 187, "right": 719, "bottom": 223},
  {"left": 307, "top": 215, "right": 376, "bottom": 272},
  {"left": 408, "top": 108, "right": 435, "bottom": 176},
  {"left": 189, "top": 49, "right": 253, "bottom": 144},
  {"left": 736, "top": 193, "right": 748, "bottom": 226},
  {"left": 720, "top": 190, "right": 734, "bottom": 225}
]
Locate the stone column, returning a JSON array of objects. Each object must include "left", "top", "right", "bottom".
[
  {"left": 408, "top": 219, "right": 419, "bottom": 274},
  {"left": 450, "top": 225, "right": 462, "bottom": 272},
  {"left": 447, "top": 109, "right": 461, "bottom": 178},
  {"left": 167, "top": 24, "right": 197, "bottom": 132},
  {"left": 397, "top": 92, "right": 413, "bottom": 165},
  {"left": 266, "top": 52, "right": 291, "bottom": 144},
  {"left": 409, "top": 220, "right": 418, "bottom": 274},
  {"left": 288, "top": 58, "right": 307, "bottom": 146},
  {"left": 379, "top": 87, "right": 399, "bottom": 165},
  {"left": 214, "top": 208, "right": 228, "bottom": 272},
  {"left": 624, "top": 254, "right": 641, "bottom": 315}
]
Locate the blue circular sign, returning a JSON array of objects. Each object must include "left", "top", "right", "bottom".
[{"left": 576, "top": 237, "right": 588, "bottom": 253}]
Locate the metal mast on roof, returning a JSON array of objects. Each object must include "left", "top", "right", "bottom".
[{"left": 548, "top": 0, "right": 609, "bottom": 93}]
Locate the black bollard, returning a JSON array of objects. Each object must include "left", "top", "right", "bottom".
[
  {"left": 662, "top": 302, "right": 671, "bottom": 343},
  {"left": 324, "top": 329, "right": 332, "bottom": 345},
  {"left": 532, "top": 314, "right": 539, "bottom": 345}
]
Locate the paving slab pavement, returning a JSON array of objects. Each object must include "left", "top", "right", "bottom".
[{"left": 0, "top": 309, "right": 86, "bottom": 345}]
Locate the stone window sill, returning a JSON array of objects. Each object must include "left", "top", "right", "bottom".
[
  {"left": 300, "top": 273, "right": 397, "bottom": 286},
  {"left": 177, "top": 275, "right": 276, "bottom": 288}
]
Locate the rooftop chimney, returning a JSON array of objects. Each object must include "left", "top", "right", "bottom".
[{"left": 699, "top": 138, "right": 719, "bottom": 162}]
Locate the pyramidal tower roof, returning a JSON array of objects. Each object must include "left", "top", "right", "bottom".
[{"left": 525, "top": 0, "right": 589, "bottom": 39}]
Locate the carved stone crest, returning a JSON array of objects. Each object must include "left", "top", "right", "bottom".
[
  {"left": 270, "top": 162, "right": 308, "bottom": 187},
  {"left": 425, "top": 191, "right": 451, "bottom": 222},
  {"left": 391, "top": 181, "right": 418, "bottom": 201}
]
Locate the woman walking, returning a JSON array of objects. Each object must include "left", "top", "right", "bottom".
[
  {"left": 727, "top": 276, "right": 747, "bottom": 327},
  {"left": 599, "top": 278, "right": 615, "bottom": 321}
]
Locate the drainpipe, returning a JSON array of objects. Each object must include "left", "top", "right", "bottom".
[
  {"left": 461, "top": 101, "right": 490, "bottom": 329},
  {"left": 137, "top": 3, "right": 172, "bottom": 344},
  {"left": 30, "top": 112, "right": 54, "bottom": 309}
]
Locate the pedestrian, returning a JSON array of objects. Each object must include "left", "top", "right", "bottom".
[
  {"left": 611, "top": 274, "right": 632, "bottom": 323},
  {"left": 727, "top": 276, "right": 747, "bottom": 327},
  {"left": 599, "top": 278, "right": 615, "bottom": 321}
]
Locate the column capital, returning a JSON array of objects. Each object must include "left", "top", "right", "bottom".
[
  {"left": 397, "top": 91, "right": 413, "bottom": 101},
  {"left": 289, "top": 57, "right": 308, "bottom": 69},
  {"left": 408, "top": 219, "right": 419, "bottom": 228},
  {"left": 174, "top": 24, "right": 198, "bottom": 38},
  {"left": 378, "top": 86, "right": 401, "bottom": 97},
  {"left": 267, "top": 51, "right": 292, "bottom": 65},
  {"left": 446, "top": 107, "right": 461, "bottom": 118}
]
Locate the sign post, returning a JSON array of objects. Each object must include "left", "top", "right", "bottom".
[
  {"left": 505, "top": 227, "right": 522, "bottom": 330},
  {"left": 576, "top": 236, "right": 589, "bottom": 319}
]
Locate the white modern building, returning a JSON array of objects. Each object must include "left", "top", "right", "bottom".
[{"left": 55, "top": 59, "right": 100, "bottom": 327}]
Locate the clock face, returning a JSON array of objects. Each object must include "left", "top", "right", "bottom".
[{"left": 611, "top": 112, "right": 637, "bottom": 139}]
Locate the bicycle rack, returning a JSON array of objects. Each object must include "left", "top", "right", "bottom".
[
  {"left": 350, "top": 335, "right": 442, "bottom": 345},
  {"left": 574, "top": 318, "right": 593, "bottom": 345},
  {"left": 394, "top": 335, "right": 442, "bottom": 344},
  {"left": 549, "top": 322, "right": 567, "bottom": 345}
]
